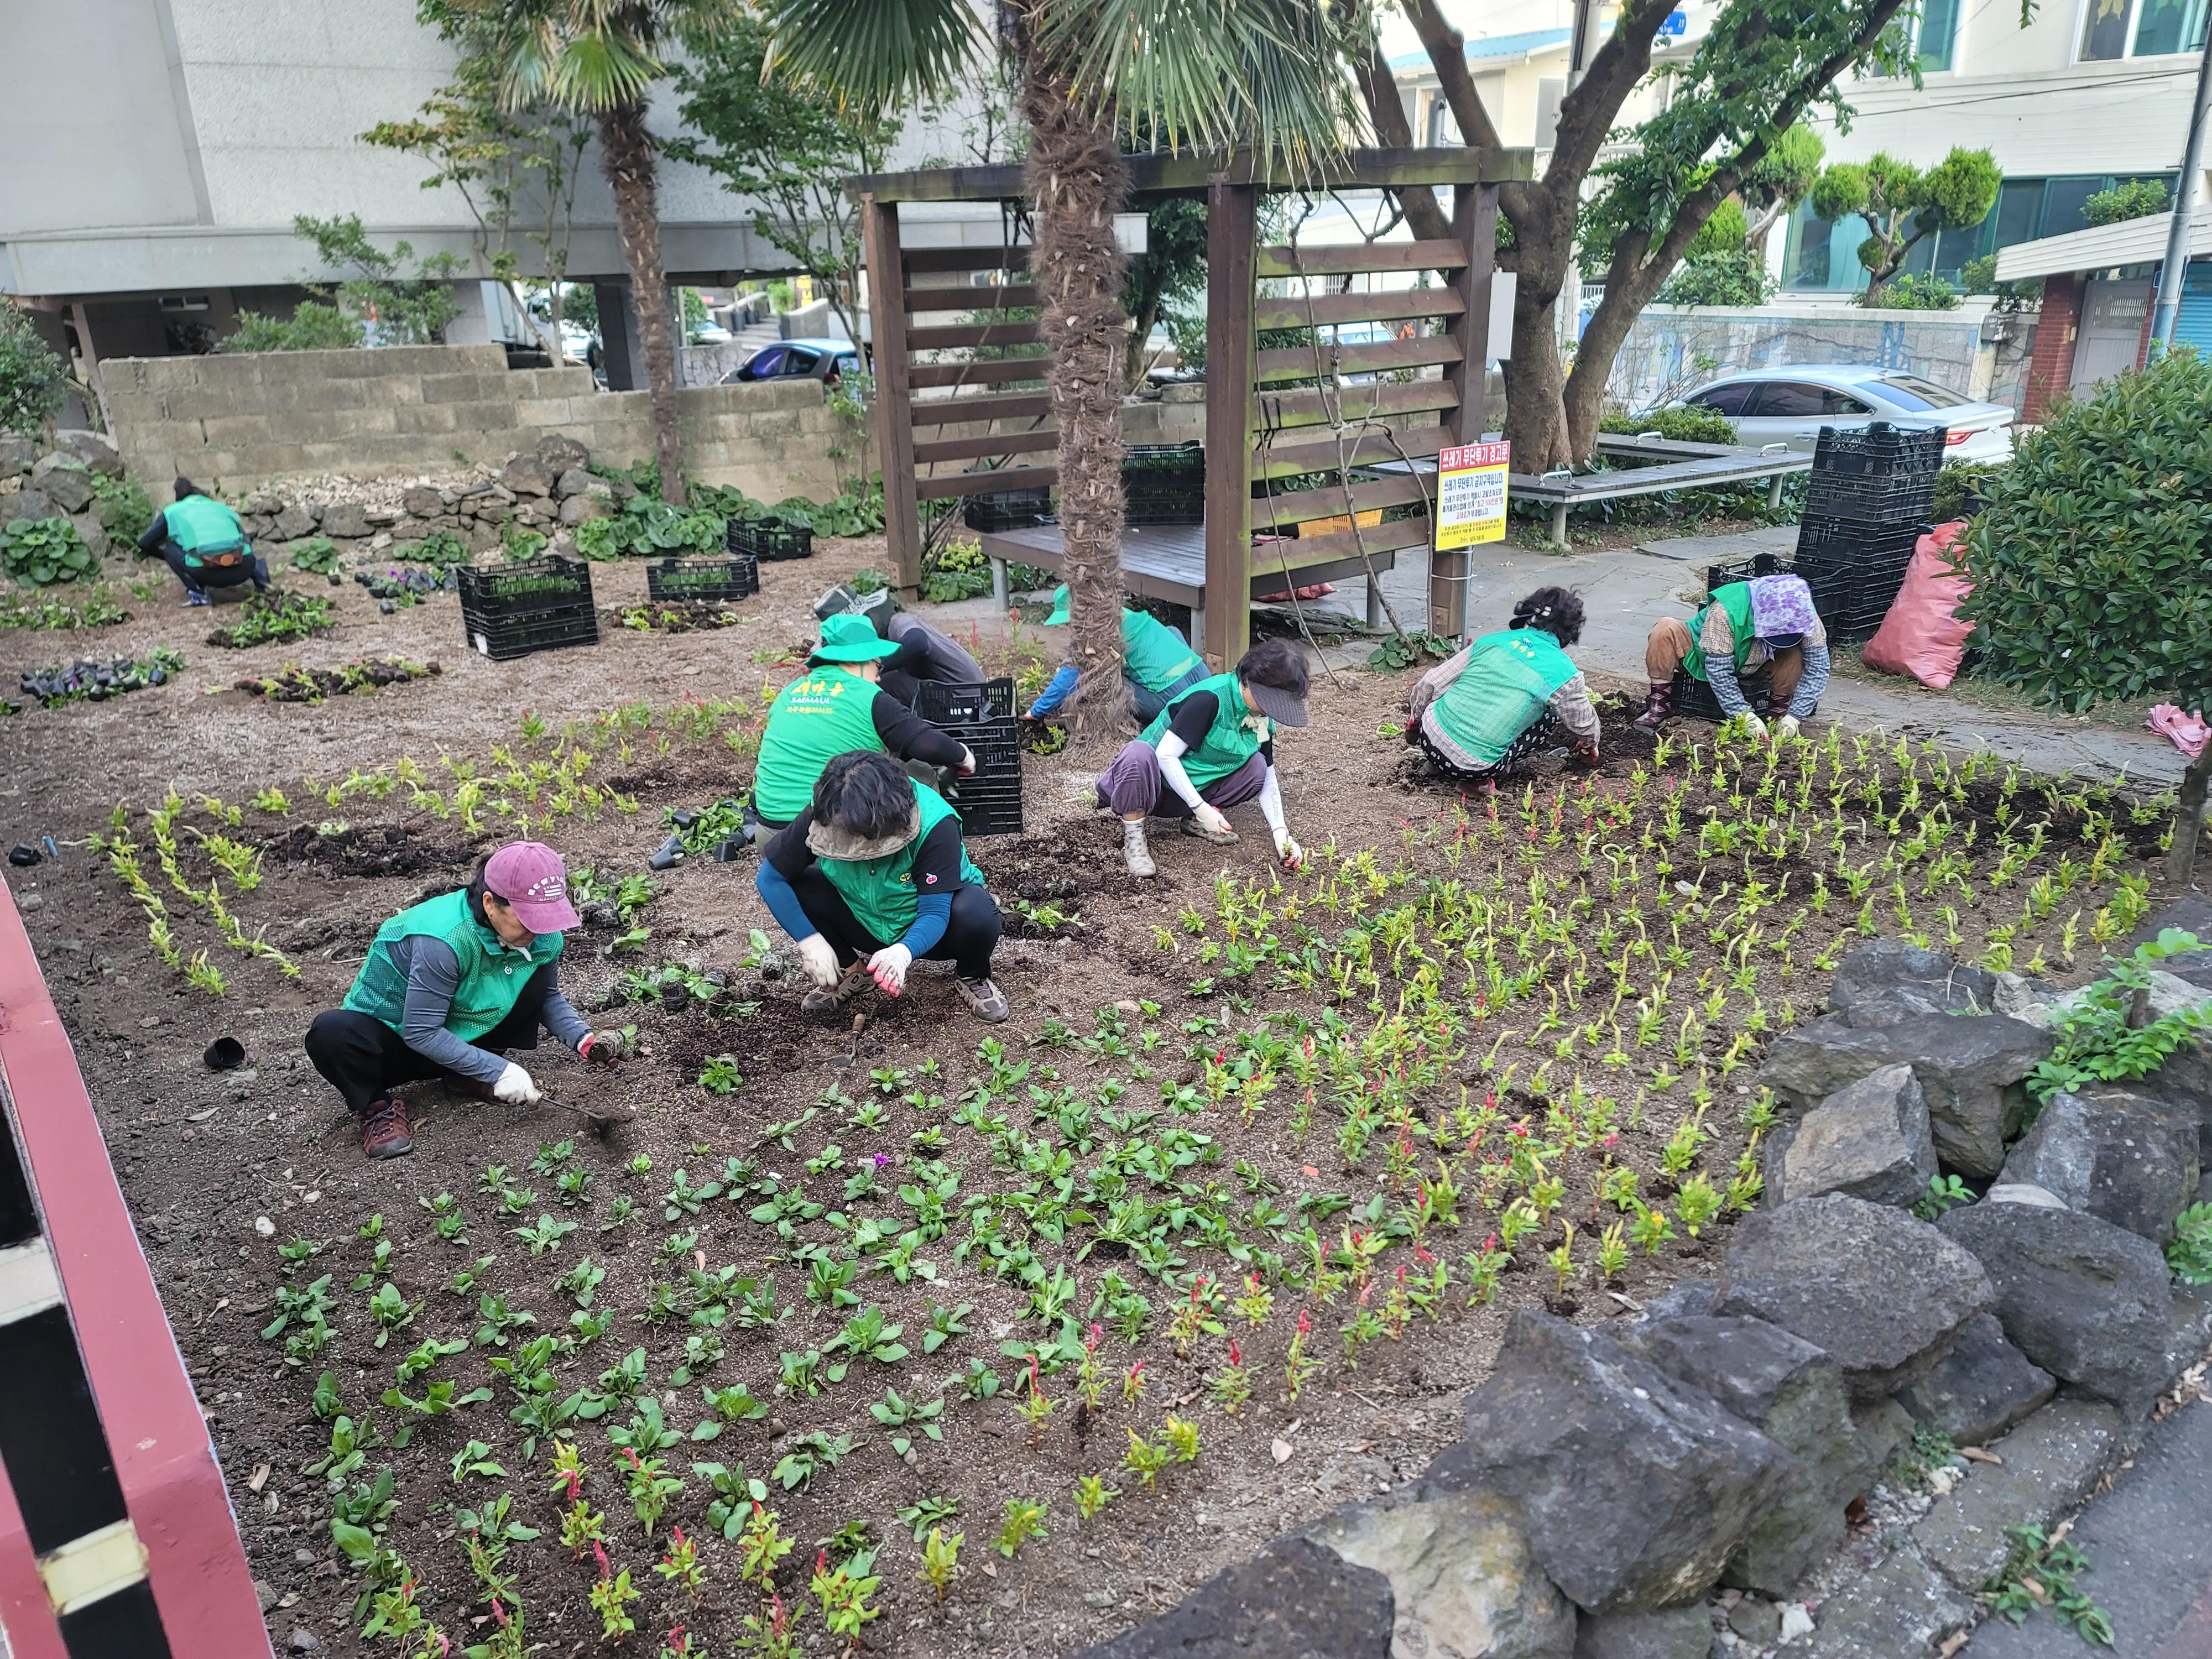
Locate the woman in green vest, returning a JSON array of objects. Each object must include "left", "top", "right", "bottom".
[
  {"left": 137, "top": 477, "right": 271, "bottom": 608},
  {"left": 304, "top": 842, "right": 623, "bottom": 1160},
  {"left": 755, "top": 749, "right": 1009, "bottom": 1024},
  {"left": 1636, "top": 571, "right": 1829, "bottom": 737},
  {"left": 1405, "top": 586, "right": 1600, "bottom": 784},
  {"left": 750, "top": 613, "right": 977, "bottom": 829},
  {"left": 1025, "top": 585, "right": 1208, "bottom": 725},
  {"left": 1094, "top": 637, "right": 1311, "bottom": 879}
]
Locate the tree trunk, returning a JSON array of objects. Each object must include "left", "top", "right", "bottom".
[
  {"left": 597, "top": 100, "right": 685, "bottom": 507},
  {"left": 1016, "top": 28, "right": 1131, "bottom": 740},
  {"left": 2169, "top": 747, "right": 2212, "bottom": 886}
]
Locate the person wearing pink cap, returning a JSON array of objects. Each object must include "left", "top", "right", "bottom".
[{"left": 305, "top": 842, "right": 623, "bottom": 1159}]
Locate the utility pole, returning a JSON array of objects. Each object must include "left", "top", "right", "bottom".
[{"left": 2149, "top": 20, "right": 2212, "bottom": 358}]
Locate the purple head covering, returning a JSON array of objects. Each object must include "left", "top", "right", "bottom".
[{"left": 1747, "top": 574, "right": 1817, "bottom": 640}]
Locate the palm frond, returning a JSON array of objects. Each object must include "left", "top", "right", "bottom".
[
  {"left": 1041, "top": 0, "right": 1365, "bottom": 179},
  {"left": 755, "top": 0, "right": 982, "bottom": 115},
  {"left": 551, "top": 26, "right": 667, "bottom": 108}
]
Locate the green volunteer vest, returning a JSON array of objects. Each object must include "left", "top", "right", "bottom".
[
  {"left": 817, "top": 780, "right": 984, "bottom": 943},
  {"left": 1681, "top": 581, "right": 1757, "bottom": 685},
  {"left": 754, "top": 666, "right": 885, "bottom": 823},
  {"left": 1141, "top": 671, "right": 1268, "bottom": 790},
  {"left": 1120, "top": 608, "right": 1204, "bottom": 693},
  {"left": 166, "top": 497, "right": 248, "bottom": 566},
  {"left": 1432, "top": 628, "right": 1579, "bottom": 768},
  {"left": 342, "top": 889, "right": 563, "bottom": 1041}
]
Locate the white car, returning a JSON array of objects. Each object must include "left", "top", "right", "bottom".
[{"left": 1664, "top": 366, "right": 2015, "bottom": 463}]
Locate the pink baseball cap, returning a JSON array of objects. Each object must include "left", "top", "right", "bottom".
[{"left": 484, "top": 841, "right": 581, "bottom": 933}]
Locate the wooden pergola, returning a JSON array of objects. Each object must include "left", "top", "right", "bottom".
[{"left": 848, "top": 145, "right": 1533, "bottom": 665}]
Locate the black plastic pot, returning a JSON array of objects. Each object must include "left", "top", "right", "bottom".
[{"left": 204, "top": 1036, "right": 246, "bottom": 1071}]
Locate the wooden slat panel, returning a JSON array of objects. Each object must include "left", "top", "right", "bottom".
[
  {"left": 1252, "top": 423, "right": 1454, "bottom": 480},
  {"left": 1254, "top": 378, "right": 1460, "bottom": 431},
  {"left": 1253, "top": 288, "right": 1465, "bottom": 331},
  {"left": 900, "top": 246, "right": 1032, "bottom": 273},
  {"left": 1253, "top": 336, "right": 1463, "bottom": 384},
  {"left": 1254, "top": 240, "right": 1467, "bottom": 278},
  {"left": 916, "top": 466, "right": 1056, "bottom": 501},
  {"left": 902, "top": 284, "right": 1042, "bottom": 314},
  {"left": 909, "top": 393, "right": 1054, "bottom": 428},
  {"left": 850, "top": 145, "right": 1536, "bottom": 204},
  {"left": 1251, "top": 472, "right": 1434, "bottom": 531},
  {"left": 1254, "top": 514, "right": 1432, "bottom": 565},
  {"left": 912, "top": 429, "right": 1060, "bottom": 466},
  {"left": 907, "top": 320, "right": 1044, "bottom": 351},
  {"left": 907, "top": 357, "right": 1053, "bottom": 389}
]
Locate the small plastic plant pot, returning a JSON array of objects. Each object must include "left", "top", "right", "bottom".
[{"left": 204, "top": 1036, "right": 247, "bottom": 1071}]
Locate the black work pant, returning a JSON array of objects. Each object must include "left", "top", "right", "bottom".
[
  {"left": 160, "top": 541, "right": 269, "bottom": 597},
  {"left": 304, "top": 966, "right": 552, "bottom": 1115},
  {"left": 791, "top": 867, "right": 1000, "bottom": 979}
]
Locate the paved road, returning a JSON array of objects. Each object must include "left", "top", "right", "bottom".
[{"left": 1958, "top": 1395, "right": 2212, "bottom": 1658}]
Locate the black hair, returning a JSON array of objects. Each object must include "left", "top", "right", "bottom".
[
  {"left": 1235, "top": 635, "right": 1310, "bottom": 698},
  {"left": 1509, "top": 585, "right": 1585, "bottom": 646},
  {"left": 812, "top": 750, "right": 915, "bottom": 838},
  {"left": 173, "top": 476, "right": 203, "bottom": 501},
  {"left": 463, "top": 854, "right": 495, "bottom": 922}
]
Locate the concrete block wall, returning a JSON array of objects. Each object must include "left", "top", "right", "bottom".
[{"left": 98, "top": 343, "right": 851, "bottom": 502}]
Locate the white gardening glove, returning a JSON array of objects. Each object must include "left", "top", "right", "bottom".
[
  {"left": 1192, "top": 802, "right": 1234, "bottom": 838},
  {"left": 867, "top": 943, "right": 914, "bottom": 996},
  {"left": 493, "top": 1061, "right": 542, "bottom": 1106},
  {"left": 1776, "top": 713, "right": 1800, "bottom": 743},
  {"left": 956, "top": 745, "right": 977, "bottom": 778},
  {"left": 795, "top": 933, "right": 841, "bottom": 990},
  {"left": 1738, "top": 712, "right": 1767, "bottom": 740},
  {"left": 1274, "top": 830, "right": 1306, "bottom": 871}
]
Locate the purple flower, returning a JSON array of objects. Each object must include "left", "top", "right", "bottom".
[{"left": 873, "top": 1153, "right": 889, "bottom": 1168}]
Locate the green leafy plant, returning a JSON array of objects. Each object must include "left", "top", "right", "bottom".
[
  {"left": 2168, "top": 1202, "right": 2212, "bottom": 1286},
  {"left": 0, "top": 299, "right": 69, "bottom": 433},
  {"left": 1913, "top": 1173, "right": 1974, "bottom": 1221},
  {"left": 2032, "top": 931, "right": 2212, "bottom": 1098},
  {"left": 1, "top": 518, "right": 96, "bottom": 588},
  {"left": 288, "top": 536, "right": 342, "bottom": 575},
  {"left": 1983, "top": 1522, "right": 2115, "bottom": 1645},
  {"left": 995, "top": 1496, "right": 1048, "bottom": 1558},
  {"left": 207, "top": 590, "right": 336, "bottom": 648}
]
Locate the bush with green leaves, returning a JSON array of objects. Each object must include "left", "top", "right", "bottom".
[
  {"left": 222, "top": 302, "right": 366, "bottom": 353},
  {"left": 2030, "top": 929, "right": 2212, "bottom": 1100},
  {"left": 1601, "top": 406, "right": 1738, "bottom": 446},
  {"left": 90, "top": 474, "right": 155, "bottom": 545},
  {"left": 396, "top": 530, "right": 470, "bottom": 570},
  {"left": 2084, "top": 178, "right": 2169, "bottom": 227},
  {"left": 1931, "top": 461, "right": 2005, "bottom": 523},
  {"left": 1960, "top": 348, "right": 2212, "bottom": 711},
  {"left": 1, "top": 301, "right": 69, "bottom": 434},
  {"left": 1, "top": 517, "right": 97, "bottom": 588},
  {"left": 1869, "top": 274, "right": 1959, "bottom": 311},
  {"left": 2168, "top": 1202, "right": 2212, "bottom": 1285},
  {"left": 289, "top": 536, "right": 342, "bottom": 575}
]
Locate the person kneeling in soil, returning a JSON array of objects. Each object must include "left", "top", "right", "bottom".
[
  {"left": 304, "top": 842, "right": 624, "bottom": 1159},
  {"left": 1405, "top": 585, "right": 1600, "bottom": 786},
  {"left": 814, "top": 585, "right": 987, "bottom": 711},
  {"left": 139, "top": 477, "right": 272, "bottom": 608},
  {"left": 755, "top": 750, "right": 1010, "bottom": 1024},
  {"left": 1637, "top": 570, "right": 1828, "bottom": 736},
  {"left": 1097, "top": 637, "right": 1310, "bottom": 879},
  {"left": 752, "top": 613, "right": 977, "bottom": 831},
  {"left": 1026, "top": 584, "right": 1208, "bottom": 727}
]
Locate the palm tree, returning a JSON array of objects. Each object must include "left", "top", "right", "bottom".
[
  {"left": 758, "top": 0, "right": 1354, "bottom": 734},
  {"left": 484, "top": 1, "right": 740, "bottom": 507}
]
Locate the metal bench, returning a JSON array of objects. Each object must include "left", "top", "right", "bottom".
[{"left": 1510, "top": 434, "right": 1813, "bottom": 548}]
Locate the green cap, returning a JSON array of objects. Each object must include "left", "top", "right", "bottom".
[
  {"left": 1044, "top": 584, "right": 1071, "bottom": 627},
  {"left": 812, "top": 612, "right": 902, "bottom": 663}
]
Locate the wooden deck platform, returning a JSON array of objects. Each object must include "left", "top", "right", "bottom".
[{"left": 975, "top": 520, "right": 1402, "bottom": 641}]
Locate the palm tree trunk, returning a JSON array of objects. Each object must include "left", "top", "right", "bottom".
[
  {"left": 597, "top": 100, "right": 686, "bottom": 507},
  {"left": 1016, "top": 25, "right": 1131, "bottom": 740}
]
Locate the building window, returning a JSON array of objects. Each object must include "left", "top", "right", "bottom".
[
  {"left": 2079, "top": 0, "right": 2208, "bottom": 58},
  {"left": 1918, "top": 0, "right": 1962, "bottom": 69}
]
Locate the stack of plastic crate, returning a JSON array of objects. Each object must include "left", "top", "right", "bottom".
[
  {"left": 645, "top": 555, "right": 760, "bottom": 603},
  {"left": 916, "top": 678, "right": 1024, "bottom": 836},
  {"left": 1122, "top": 443, "right": 1206, "bottom": 525},
  {"left": 457, "top": 557, "right": 599, "bottom": 662},
  {"left": 1791, "top": 422, "right": 1943, "bottom": 642},
  {"left": 963, "top": 487, "right": 1055, "bottom": 534},
  {"left": 727, "top": 515, "right": 815, "bottom": 562}
]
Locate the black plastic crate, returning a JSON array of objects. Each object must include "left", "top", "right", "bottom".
[
  {"left": 728, "top": 516, "right": 814, "bottom": 562},
  {"left": 456, "top": 556, "right": 593, "bottom": 620},
  {"left": 964, "top": 489, "right": 1055, "bottom": 533},
  {"left": 466, "top": 602, "right": 600, "bottom": 663},
  {"left": 1705, "top": 550, "right": 1793, "bottom": 593},
  {"left": 915, "top": 677, "right": 1015, "bottom": 726},
  {"left": 1670, "top": 665, "right": 1780, "bottom": 724},
  {"left": 1808, "top": 421, "right": 1945, "bottom": 479},
  {"left": 646, "top": 555, "right": 759, "bottom": 603},
  {"left": 1123, "top": 444, "right": 1206, "bottom": 526},
  {"left": 1804, "top": 469, "right": 1940, "bottom": 520},
  {"left": 940, "top": 714, "right": 1025, "bottom": 836}
]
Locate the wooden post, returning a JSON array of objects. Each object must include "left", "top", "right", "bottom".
[
  {"left": 1432, "top": 182, "right": 1498, "bottom": 641},
  {"left": 862, "top": 196, "right": 923, "bottom": 593},
  {"left": 2169, "top": 746, "right": 2212, "bottom": 886},
  {"left": 1204, "top": 179, "right": 1259, "bottom": 669}
]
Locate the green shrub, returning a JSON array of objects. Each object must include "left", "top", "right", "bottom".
[
  {"left": 1961, "top": 348, "right": 2212, "bottom": 711},
  {"left": 1868, "top": 274, "right": 1959, "bottom": 311},
  {"left": 289, "top": 536, "right": 342, "bottom": 575},
  {"left": 1657, "top": 251, "right": 1774, "bottom": 309},
  {"left": 0, "top": 301, "right": 68, "bottom": 434},
  {"left": 1931, "top": 461, "right": 2005, "bottom": 523},
  {"left": 1601, "top": 406, "right": 1739, "bottom": 445},
  {"left": 1, "top": 517, "right": 97, "bottom": 587},
  {"left": 397, "top": 530, "right": 470, "bottom": 569},
  {"left": 222, "top": 302, "right": 364, "bottom": 353},
  {"left": 920, "top": 542, "right": 990, "bottom": 604},
  {"left": 501, "top": 523, "right": 549, "bottom": 562},
  {"left": 91, "top": 474, "right": 155, "bottom": 544},
  {"left": 2084, "top": 178, "right": 2169, "bottom": 227}
]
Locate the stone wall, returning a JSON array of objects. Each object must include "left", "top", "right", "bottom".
[{"left": 96, "top": 344, "right": 849, "bottom": 502}]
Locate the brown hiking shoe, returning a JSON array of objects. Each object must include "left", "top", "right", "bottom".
[
  {"left": 956, "top": 975, "right": 1010, "bottom": 1024},
  {"left": 361, "top": 1097, "right": 415, "bottom": 1160}
]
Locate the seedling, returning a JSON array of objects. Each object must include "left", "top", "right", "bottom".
[
  {"left": 919, "top": 1526, "right": 962, "bottom": 1600},
  {"left": 996, "top": 1496, "right": 1048, "bottom": 1558}
]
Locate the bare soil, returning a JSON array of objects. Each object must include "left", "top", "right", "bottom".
[{"left": 0, "top": 538, "right": 2161, "bottom": 1658}]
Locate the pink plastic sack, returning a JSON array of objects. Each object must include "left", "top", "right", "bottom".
[{"left": 1861, "top": 519, "right": 1974, "bottom": 690}]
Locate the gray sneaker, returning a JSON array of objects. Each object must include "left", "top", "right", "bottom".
[
  {"left": 801, "top": 969, "right": 870, "bottom": 1014},
  {"left": 1122, "top": 820, "right": 1157, "bottom": 878},
  {"left": 956, "top": 975, "right": 1010, "bottom": 1024}
]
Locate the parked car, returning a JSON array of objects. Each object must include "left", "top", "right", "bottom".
[
  {"left": 1661, "top": 365, "right": 2015, "bottom": 463},
  {"left": 721, "top": 338, "right": 863, "bottom": 386}
]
